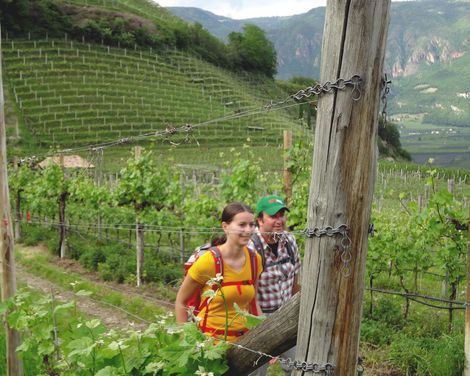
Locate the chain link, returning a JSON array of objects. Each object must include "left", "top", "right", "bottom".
[
  {"left": 292, "top": 75, "right": 362, "bottom": 102},
  {"left": 263, "top": 75, "right": 362, "bottom": 111},
  {"left": 357, "top": 356, "right": 364, "bottom": 376},
  {"left": 279, "top": 358, "right": 335, "bottom": 374},
  {"left": 303, "top": 224, "right": 352, "bottom": 277}
]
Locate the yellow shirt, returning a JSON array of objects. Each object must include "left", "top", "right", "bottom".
[{"left": 188, "top": 246, "right": 263, "bottom": 342}]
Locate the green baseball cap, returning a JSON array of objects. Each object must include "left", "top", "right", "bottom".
[{"left": 255, "top": 195, "right": 289, "bottom": 216}]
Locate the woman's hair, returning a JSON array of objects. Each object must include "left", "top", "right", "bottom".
[{"left": 211, "top": 202, "right": 253, "bottom": 246}]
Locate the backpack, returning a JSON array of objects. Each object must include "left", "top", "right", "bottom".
[
  {"left": 184, "top": 244, "right": 260, "bottom": 334},
  {"left": 250, "top": 232, "right": 296, "bottom": 270}
]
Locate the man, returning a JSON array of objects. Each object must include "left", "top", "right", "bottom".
[{"left": 249, "top": 195, "right": 301, "bottom": 376}]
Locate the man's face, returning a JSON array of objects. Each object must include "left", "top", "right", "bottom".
[{"left": 257, "top": 209, "right": 287, "bottom": 234}]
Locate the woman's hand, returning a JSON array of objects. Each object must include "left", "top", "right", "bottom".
[{"left": 175, "top": 275, "right": 203, "bottom": 324}]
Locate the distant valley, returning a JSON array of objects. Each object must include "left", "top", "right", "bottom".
[{"left": 169, "top": 0, "right": 470, "bottom": 169}]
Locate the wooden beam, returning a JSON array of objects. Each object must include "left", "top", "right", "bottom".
[
  {"left": 225, "top": 293, "right": 300, "bottom": 375},
  {"left": 0, "top": 30, "right": 24, "bottom": 376},
  {"left": 294, "top": 1, "right": 391, "bottom": 375}
]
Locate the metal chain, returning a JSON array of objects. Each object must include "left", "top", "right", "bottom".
[
  {"left": 264, "top": 75, "right": 362, "bottom": 111},
  {"left": 303, "top": 224, "right": 352, "bottom": 277},
  {"left": 292, "top": 75, "right": 362, "bottom": 102},
  {"left": 357, "top": 356, "right": 364, "bottom": 376},
  {"left": 380, "top": 73, "right": 392, "bottom": 122},
  {"left": 279, "top": 358, "right": 335, "bottom": 374}
]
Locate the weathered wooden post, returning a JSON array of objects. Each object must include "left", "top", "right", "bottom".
[
  {"left": 283, "top": 130, "right": 293, "bottom": 204},
  {"left": 13, "top": 156, "right": 21, "bottom": 241},
  {"left": 226, "top": 2, "right": 390, "bottom": 375},
  {"left": 134, "top": 145, "right": 144, "bottom": 286},
  {"left": 294, "top": 1, "right": 391, "bottom": 375},
  {"left": 58, "top": 153, "right": 67, "bottom": 259},
  {"left": 0, "top": 29, "right": 24, "bottom": 375}
]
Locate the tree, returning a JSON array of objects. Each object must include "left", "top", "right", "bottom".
[{"left": 227, "top": 24, "right": 277, "bottom": 78}]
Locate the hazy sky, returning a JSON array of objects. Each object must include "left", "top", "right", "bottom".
[{"left": 154, "top": 0, "right": 327, "bottom": 19}]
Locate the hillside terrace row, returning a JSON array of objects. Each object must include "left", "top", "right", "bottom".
[
  {"left": 5, "top": 39, "right": 264, "bottom": 88},
  {"left": 3, "top": 38, "right": 298, "bottom": 148}
]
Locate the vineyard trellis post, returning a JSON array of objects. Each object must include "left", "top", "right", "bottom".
[
  {"left": 13, "top": 156, "right": 21, "bottom": 241},
  {"left": 58, "top": 153, "right": 67, "bottom": 259},
  {"left": 283, "top": 130, "right": 293, "bottom": 204},
  {"left": 134, "top": 145, "right": 144, "bottom": 286},
  {"left": 226, "top": 1, "right": 390, "bottom": 374},
  {"left": 0, "top": 28, "right": 24, "bottom": 375}
]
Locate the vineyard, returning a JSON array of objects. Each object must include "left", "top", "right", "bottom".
[
  {"left": 3, "top": 36, "right": 303, "bottom": 155},
  {"left": 0, "top": 1, "right": 470, "bottom": 375},
  {"left": 0, "top": 140, "right": 468, "bottom": 375}
]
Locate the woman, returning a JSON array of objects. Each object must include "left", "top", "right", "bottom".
[{"left": 175, "top": 202, "right": 263, "bottom": 342}]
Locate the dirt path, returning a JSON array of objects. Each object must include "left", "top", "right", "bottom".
[{"left": 16, "top": 245, "right": 175, "bottom": 331}]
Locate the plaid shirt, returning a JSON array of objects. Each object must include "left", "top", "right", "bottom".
[{"left": 249, "top": 229, "right": 301, "bottom": 313}]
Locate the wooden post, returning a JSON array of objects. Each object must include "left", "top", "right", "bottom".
[
  {"left": 448, "top": 179, "right": 455, "bottom": 195},
  {"left": 0, "top": 29, "right": 24, "bottom": 375},
  {"left": 134, "top": 146, "right": 144, "bottom": 286},
  {"left": 294, "top": 1, "right": 390, "bottom": 375},
  {"left": 58, "top": 153, "right": 67, "bottom": 258},
  {"left": 465, "top": 200, "right": 470, "bottom": 376},
  {"left": 226, "top": 2, "right": 390, "bottom": 375},
  {"left": 13, "top": 157, "right": 21, "bottom": 241},
  {"left": 180, "top": 229, "right": 185, "bottom": 264},
  {"left": 283, "top": 130, "right": 293, "bottom": 204},
  {"left": 418, "top": 194, "right": 424, "bottom": 213}
]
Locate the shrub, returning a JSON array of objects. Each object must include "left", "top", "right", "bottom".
[
  {"left": 79, "top": 245, "right": 106, "bottom": 271},
  {"left": 368, "top": 296, "right": 405, "bottom": 328},
  {"left": 98, "top": 252, "right": 135, "bottom": 283},
  {"left": 20, "top": 223, "right": 55, "bottom": 246},
  {"left": 360, "top": 318, "right": 394, "bottom": 346},
  {"left": 143, "top": 256, "right": 182, "bottom": 285}
]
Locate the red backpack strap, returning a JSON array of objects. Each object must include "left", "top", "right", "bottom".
[
  {"left": 199, "top": 247, "right": 223, "bottom": 332},
  {"left": 247, "top": 247, "right": 258, "bottom": 283},
  {"left": 246, "top": 247, "right": 260, "bottom": 315}
]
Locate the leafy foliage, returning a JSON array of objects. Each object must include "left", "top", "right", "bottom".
[
  {"left": 378, "top": 116, "right": 411, "bottom": 160},
  {"left": 0, "top": 0, "right": 274, "bottom": 76},
  {"left": 115, "top": 151, "right": 182, "bottom": 215},
  {"left": 227, "top": 24, "right": 277, "bottom": 78},
  {"left": 1, "top": 289, "right": 229, "bottom": 375}
]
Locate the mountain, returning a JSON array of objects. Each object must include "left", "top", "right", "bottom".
[
  {"left": 169, "top": 0, "right": 470, "bottom": 168},
  {"left": 168, "top": 1, "right": 470, "bottom": 81}
]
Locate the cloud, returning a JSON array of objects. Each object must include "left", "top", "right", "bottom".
[{"left": 154, "top": 0, "right": 327, "bottom": 19}]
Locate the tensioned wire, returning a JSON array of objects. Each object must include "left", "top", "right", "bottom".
[{"left": 22, "top": 216, "right": 311, "bottom": 237}]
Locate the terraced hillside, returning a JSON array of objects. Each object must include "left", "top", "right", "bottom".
[{"left": 3, "top": 37, "right": 301, "bottom": 151}]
